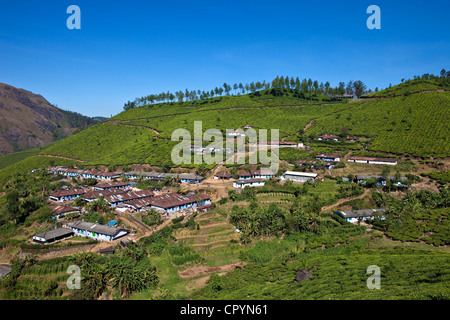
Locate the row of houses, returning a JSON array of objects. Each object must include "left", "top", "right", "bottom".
[
  {"left": 47, "top": 167, "right": 121, "bottom": 180},
  {"left": 117, "top": 193, "right": 211, "bottom": 214},
  {"left": 48, "top": 167, "right": 205, "bottom": 184},
  {"left": 213, "top": 169, "right": 277, "bottom": 181},
  {"left": 49, "top": 183, "right": 212, "bottom": 214},
  {"left": 48, "top": 181, "right": 134, "bottom": 202},
  {"left": 233, "top": 171, "right": 320, "bottom": 188},
  {"left": 347, "top": 156, "right": 397, "bottom": 166},
  {"left": 237, "top": 169, "right": 276, "bottom": 180},
  {"left": 317, "top": 135, "right": 360, "bottom": 142},
  {"left": 123, "top": 171, "right": 204, "bottom": 184},
  {"left": 32, "top": 221, "right": 128, "bottom": 244}
]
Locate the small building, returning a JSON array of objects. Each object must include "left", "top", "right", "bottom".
[
  {"left": 280, "top": 171, "right": 318, "bottom": 183},
  {"left": 33, "top": 228, "right": 74, "bottom": 244},
  {"left": 315, "top": 154, "right": 341, "bottom": 162},
  {"left": 93, "top": 181, "right": 131, "bottom": 191},
  {"left": 49, "top": 189, "right": 86, "bottom": 202},
  {"left": 250, "top": 169, "right": 274, "bottom": 179},
  {"left": 347, "top": 156, "right": 397, "bottom": 166},
  {"left": 0, "top": 264, "right": 11, "bottom": 280},
  {"left": 67, "top": 221, "right": 128, "bottom": 241},
  {"left": 243, "top": 124, "right": 253, "bottom": 129},
  {"left": 233, "top": 179, "right": 265, "bottom": 189},
  {"left": 237, "top": 170, "right": 252, "bottom": 180},
  {"left": 214, "top": 172, "right": 233, "bottom": 180},
  {"left": 50, "top": 205, "right": 80, "bottom": 219},
  {"left": 120, "top": 238, "right": 133, "bottom": 248},
  {"left": 334, "top": 209, "right": 387, "bottom": 223},
  {"left": 346, "top": 136, "right": 360, "bottom": 142},
  {"left": 99, "top": 247, "right": 115, "bottom": 255},
  {"left": 197, "top": 203, "right": 215, "bottom": 213},
  {"left": 147, "top": 193, "right": 211, "bottom": 214},
  {"left": 279, "top": 141, "right": 300, "bottom": 148},
  {"left": 178, "top": 173, "right": 204, "bottom": 184},
  {"left": 227, "top": 129, "right": 246, "bottom": 137},
  {"left": 318, "top": 134, "right": 340, "bottom": 141}
]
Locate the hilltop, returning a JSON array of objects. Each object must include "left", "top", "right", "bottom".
[
  {"left": 0, "top": 83, "right": 102, "bottom": 156},
  {"left": 0, "top": 77, "right": 448, "bottom": 184}
]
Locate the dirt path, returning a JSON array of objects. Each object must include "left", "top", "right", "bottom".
[
  {"left": 178, "top": 262, "right": 247, "bottom": 279},
  {"left": 303, "top": 119, "right": 314, "bottom": 131},
  {"left": 321, "top": 188, "right": 370, "bottom": 213},
  {"left": 102, "top": 120, "right": 162, "bottom": 135},
  {"left": 36, "top": 154, "right": 84, "bottom": 162}
]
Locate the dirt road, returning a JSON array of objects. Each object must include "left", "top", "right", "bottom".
[{"left": 320, "top": 188, "right": 370, "bottom": 213}]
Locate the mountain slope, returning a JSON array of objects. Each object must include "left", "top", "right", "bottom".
[
  {"left": 0, "top": 83, "right": 100, "bottom": 155},
  {"left": 308, "top": 91, "right": 450, "bottom": 157}
]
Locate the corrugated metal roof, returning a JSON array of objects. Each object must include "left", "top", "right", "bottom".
[
  {"left": 283, "top": 171, "right": 318, "bottom": 177},
  {"left": 68, "top": 221, "right": 124, "bottom": 237},
  {"left": 34, "top": 228, "right": 74, "bottom": 240}
]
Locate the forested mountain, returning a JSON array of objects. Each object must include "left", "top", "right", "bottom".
[{"left": 0, "top": 83, "right": 101, "bottom": 156}]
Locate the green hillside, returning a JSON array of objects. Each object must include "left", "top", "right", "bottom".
[
  {"left": 0, "top": 80, "right": 449, "bottom": 184},
  {"left": 308, "top": 91, "right": 450, "bottom": 158},
  {"left": 366, "top": 78, "right": 450, "bottom": 98},
  {"left": 192, "top": 244, "right": 450, "bottom": 300}
]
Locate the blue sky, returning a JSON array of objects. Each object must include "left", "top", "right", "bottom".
[{"left": 0, "top": 0, "right": 449, "bottom": 117}]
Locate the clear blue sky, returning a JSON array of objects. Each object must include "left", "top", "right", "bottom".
[{"left": 0, "top": 0, "right": 449, "bottom": 117}]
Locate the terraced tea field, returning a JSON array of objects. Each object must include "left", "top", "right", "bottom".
[{"left": 171, "top": 210, "right": 243, "bottom": 287}]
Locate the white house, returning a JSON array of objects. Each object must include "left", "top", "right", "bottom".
[
  {"left": 250, "top": 169, "right": 275, "bottom": 179},
  {"left": 347, "top": 156, "right": 397, "bottom": 166},
  {"left": 226, "top": 129, "right": 246, "bottom": 137},
  {"left": 67, "top": 221, "right": 128, "bottom": 241},
  {"left": 334, "top": 209, "right": 387, "bottom": 224},
  {"left": 318, "top": 134, "right": 340, "bottom": 141},
  {"left": 315, "top": 154, "right": 341, "bottom": 162},
  {"left": 233, "top": 179, "right": 265, "bottom": 189}
]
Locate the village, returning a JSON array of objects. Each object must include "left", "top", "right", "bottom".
[{"left": 32, "top": 133, "right": 414, "bottom": 252}]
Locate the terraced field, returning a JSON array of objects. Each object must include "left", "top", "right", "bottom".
[{"left": 171, "top": 210, "right": 243, "bottom": 288}]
